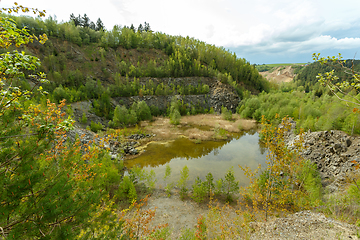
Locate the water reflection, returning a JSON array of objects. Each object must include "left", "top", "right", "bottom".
[{"left": 124, "top": 129, "right": 267, "bottom": 187}]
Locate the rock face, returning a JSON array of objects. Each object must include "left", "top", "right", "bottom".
[
  {"left": 285, "top": 128, "right": 360, "bottom": 192},
  {"left": 113, "top": 77, "right": 239, "bottom": 114}
]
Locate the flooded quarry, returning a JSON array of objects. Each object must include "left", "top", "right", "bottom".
[{"left": 124, "top": 128, "right": 267, "bottom": 187}]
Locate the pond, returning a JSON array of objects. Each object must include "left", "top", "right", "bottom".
[{"left": 124, "top": 129, "right": 268, "bottom": 187}]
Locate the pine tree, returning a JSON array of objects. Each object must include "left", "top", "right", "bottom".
[
  {"left": 144, "top": 21, "right": 151, "bottom": 32},
  {"left": 82, "top": 13, "right": 90, "bottom": 28},
  {"left": 137, "top": 23, "right": 144, "bottom": 33},
  {"left": 130, "top": 23, "right": 136, "bottom": 32},
  {"left": 95, "top": 17, "right": 104, "bottom": 31},
  {"left": 89, "top": 21, "right": 95, "bottom": 30},
  {"left": 70, "top": 13, "right": 81, "bottom": 26}
]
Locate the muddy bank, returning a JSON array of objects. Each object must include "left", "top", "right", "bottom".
[{"left": 143, "top": 114, "right": 256, "bottom": 142}]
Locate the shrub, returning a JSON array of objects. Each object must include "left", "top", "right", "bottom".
[
  {"left": 117, "top": 176, "right": 137, "bottom": 204},
  {"left": 134, "top": 101, "right": 152, "bottom": 121},
  {"left": 223, "top": 167, "right": 239, "bottom": 202},
  {"left": 81, "top": 112, "right": 88, "bottom": 124},
  {"left": 90, "top": 121, "right": 104, "bottom": 132},
  {"left": 221, "top": 106, "right": 232, "bottom": 120},
  {"left": 170, "top": 109, "right": 181, "bottom": 125},
  {"left": 178, "top": 166, "right": 189, "bottom": 200},
  {"left": 191, "top": 177, "right": 207, "bottom": 203},
  {"left": 113, "top": 105, "right": 129, "bottom": 127}
]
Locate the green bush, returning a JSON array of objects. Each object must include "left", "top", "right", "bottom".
[
  {"left": 90, "top": 121, "right": 104, "bottom": 132},
  {"left": 133, "top": 101, "right": 152, "bottom": 121},
  {"left": 170, "top": 109, "right": 181, "bottom": 125},
  {"left": 223, "top": 167, "right": 239, "bottom": 202},
  {"left": 221, "top": 106, "right": 232, "bottom": 120},
  {"left": 117, "top": 176, "right": 137, "bottom": 204},
  {"left": 178, "top": 166, "right": 189, "bottom": 200},
  {"left": 191, "top": 177, "right": 207, "bottom": 203},
  {"left": 81, "top": 112, "right": 87, "bottom": 124},
  {"left": 112, "top": 105, "right": 129, "bottom": 127}
]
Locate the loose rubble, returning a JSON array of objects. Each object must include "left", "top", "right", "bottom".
[
  {"left": 284, "top": 122, "right": 360, "bottom": 192},
  {"left": 65, "top": 128, "right": 155, "bottom": 160},
  {"left": 250, "top": 210, "right": 359, "bottom": 239}
]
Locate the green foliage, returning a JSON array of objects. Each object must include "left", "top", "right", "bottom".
[
  {"left": 81, "top": 112, "right": 88, "bottom": 124},
  {"left": 297, "top": 160, "right": 323, "bottom": 207},
  {"left": 132, "top": 100, "right": 152, "bottom": 121},
  {"left": 5, "top": 11, "right": 270, "bottom": 96},
  {"left": 90, "top": 120, "right": 104, "bottom": 132},
  {"left": 117, "top": 175, "right": 137, "bottom": 204},
  {"left": 129, "top": 166, "right": 157, "bottom": 191},
  {"left": 191, "top": 177, "right": 208, "bottom": 203},
  {"left": 190, "top": 173, "right": 215, "bottom": 203},
  {"left": 112, "top": 105, "right": 129, "bottom": 127},
  {"left": 223, "top": 167, "right": 240, "bottom": 202},
  {"left": 178, "top": 166, "right": 189, "bottom": 200},
  {"left": 221, "top": 106, "right": 232, "bottom": 120},
  {"left": 170, "top": 97, "right": 181, "bottom": 125},
  {"left": 163, "top": 164, "right": 174, "bottom": 196},
  {"left": 0, "top": 11, "right": 123, "bottom": 238},
  {"left": 237, "top": 86, "right": 360, "bottom": 134}
]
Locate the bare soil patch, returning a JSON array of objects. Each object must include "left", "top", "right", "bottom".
[
  {"left": 143, "top": 114, "right": 256, "bottom": 141},
  {"left": 260, "top": 65, "right": 295, "bottom": 83}
]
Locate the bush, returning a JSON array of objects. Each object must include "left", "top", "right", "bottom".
[
  {"left": 221, "top": 106, "right": 232, "bottom": 120},
  {"left": 81, "top": 112, "right": 87, "bottom": 124},
  {"left": 117, "top": 176, "right": 137, "bottom": 204},
  {"left": 178, "top": 166, "right": 189, "bottom": 200},
  {"left": 90, "top": 121, "right": 104, "bottom": 132},
  {"left": 112, "top": 105, "right": 129, "bottom": 127},
  {"left": 134, "top": 101, "right": 152, "bottom": 121},
  {"left": 170, "top": 109, "right": 181, "bottom": 125}
]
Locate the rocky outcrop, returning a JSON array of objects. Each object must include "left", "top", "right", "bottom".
[
  {"left": 65, "top": 127, "right": 154, "bottom": 160},
  {"left": 285, "top": 128, "right": 360, "bottom": 192},
  {"left": 113, "top": 77, "right": 240, "bottom": 114}
]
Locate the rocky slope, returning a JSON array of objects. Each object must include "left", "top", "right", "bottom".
[
  {"left": 113, "top": 77, "right": 239, "bottom": 114},
  {"left": 286, "top": 126, "right": 360, "bottom": 192}
]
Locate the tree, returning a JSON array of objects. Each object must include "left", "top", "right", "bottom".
[
  {"left": 89, "top": 21, "right": 95, "bottom": 30},
  {"left": 81, "top": 13, "right": 90, "bottom": 28},
  {"left": 95, "top": 17, "right": 104, "bottom": 31},
  {"left": 137, "top": 23, "right": 143, "bottom": 33},
  {"left": 0, "top": 6, "right": 115, "bottom": 239},
  {"left": 130, "top": 23, "right": 136, "bottom": 32},
  {"left": 313, "top": 53, "right": 360, "bottom": 110},
  {"left": 144, "top": 21, "right": 151, "bottom": 32},
  {"left": 70, "top": 13, "right": 81, "bottom": 26}
]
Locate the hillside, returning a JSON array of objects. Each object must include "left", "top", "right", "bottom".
[
  {"left": 259, "top": 65, "right": 296, "bottom": 83},
  {"left": 5, "top": 14, "right": 270, "bottom": 102}
]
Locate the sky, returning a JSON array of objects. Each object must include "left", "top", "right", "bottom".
[{"left": 2, "top": 0, "right": 360, "bottom": 64}]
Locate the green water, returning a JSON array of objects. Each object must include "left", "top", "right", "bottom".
[{"left": 124, "top": 129, "right": 267, "bottom": 187}]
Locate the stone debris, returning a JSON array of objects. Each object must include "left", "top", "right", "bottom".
[
  {"left": 250, "top": 210, "right": 359, "bottom": 240},
  {"left": 65, "top": 127, "right": 155, "bottom": 160},
  {"left": 285, "top": 126, "right": 360, "bottom": 192}
]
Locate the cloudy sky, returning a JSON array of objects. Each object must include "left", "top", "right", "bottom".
[{"left": 2, "top": 0, "right": 360, "bottom": 64}]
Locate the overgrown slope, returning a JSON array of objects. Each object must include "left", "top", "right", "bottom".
[{"left": 4, "top": 14, "right": 270, "bottom": 100}]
